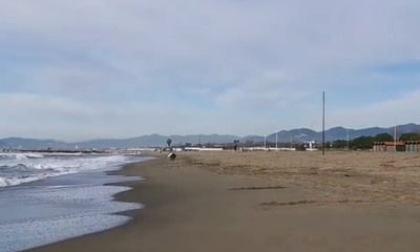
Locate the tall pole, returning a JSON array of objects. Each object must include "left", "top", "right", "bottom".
[
  {"left": 264, "top": 135, "right": 267, "bottom": 149},
  {"left": 322, "top": 91, "right": 326, "bottom": 156},
  {"left": 346, "top": 130, "right": 350, "bottom": 150},
  {"left": 394, "top": 126, "right": 397, "bottom": 152}
]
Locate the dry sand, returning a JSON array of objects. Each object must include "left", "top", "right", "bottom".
[{"left": 28, "top": 151, "right": 420, "bottom": 252}]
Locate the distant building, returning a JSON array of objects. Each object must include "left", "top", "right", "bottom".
[
  {"left": 405, "top": 141, "right": 420, "bottom": 152},
  {"left": 373, "top": 141, "right": 420, "bottom": 152}
]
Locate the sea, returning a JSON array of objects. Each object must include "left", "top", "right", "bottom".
[{"left": 0, "top": 152, "right": 149, "bottom": 252}]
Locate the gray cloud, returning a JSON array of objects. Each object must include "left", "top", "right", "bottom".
[{"left": 1, "top": 0, "right": 420, "bottom": 139}]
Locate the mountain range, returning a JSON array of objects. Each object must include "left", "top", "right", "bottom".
[{"left": 1, "top": 123, "right": 419, "bottom": 149}]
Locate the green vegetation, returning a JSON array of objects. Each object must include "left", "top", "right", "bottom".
[
  {"left": 328, "top": 132, "right": 419, "bottom": 150},
  {"left": 331, "top": 140, "right": 348, "bottom": 149},
  {"left": 374, "top": 133, "right": 394, "bottom": 142},
  {"left": 399, "top": 133, "right": 420, "bottom": 141}
]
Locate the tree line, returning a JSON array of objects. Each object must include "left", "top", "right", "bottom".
[{"left": 327, "top": 132, "right": 420, "bottom": 150}]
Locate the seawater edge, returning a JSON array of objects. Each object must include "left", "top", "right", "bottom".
[{"left": 0, "top": 155, "right": 154, "bottom": 252}]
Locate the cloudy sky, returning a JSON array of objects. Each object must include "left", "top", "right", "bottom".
[{"left": 1, "top": 0, "right": 420, "bottom": 141}]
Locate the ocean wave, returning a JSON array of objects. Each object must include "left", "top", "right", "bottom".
[
  {"left": 0, "top": 153, "right": 44, "bottom": 160},
  {"left": 0, "top": 154, "right": 137, "bottom": 188}
]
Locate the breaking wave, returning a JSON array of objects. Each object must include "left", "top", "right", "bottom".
[{"left": 0, "top": 153, "right": 136, "bottom": 187}]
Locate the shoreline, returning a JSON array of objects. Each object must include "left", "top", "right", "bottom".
[
  {"left": 28, "top": 152, "right": 420, "bottom": 252},
  {"left": 0, "top": 155, "right": 146, "bottom": 252},
  {"left": 26, "top": 157, "right": 165, "bottom": 252}
]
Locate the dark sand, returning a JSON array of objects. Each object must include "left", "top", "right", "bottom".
[{"left": 28, "top": 152, "right": 420, "bottom": 252}]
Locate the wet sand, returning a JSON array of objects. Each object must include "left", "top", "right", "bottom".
[{"left": 28, "top": 151, "right": 420, "bottom": 252}]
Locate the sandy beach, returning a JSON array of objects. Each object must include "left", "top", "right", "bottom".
[{"left": 28, "top": 151, "right": 420, "bottom": 252}]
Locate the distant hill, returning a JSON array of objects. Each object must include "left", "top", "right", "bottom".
[
  {"left": 1, "top": 123, "right": 419, "bottom": 149},
  {"left": 267, "top": 123, "right": 420, "bottom": 143}
]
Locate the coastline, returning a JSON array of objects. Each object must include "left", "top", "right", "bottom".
[
  {"left": 0, "top": 155, "right": 146, "bottom": 252},
  {"left": 26, "top": 157, "right": 168, "bottom": 252},
  {"left": 28, "top": 152, "right": 420, "bottom": 252}
]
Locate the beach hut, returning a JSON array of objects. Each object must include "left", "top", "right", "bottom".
[
  {"left": 373, "top": 142, "right": 405, "bottom": 152},
  {"left": 405, "top": 141, "right": 420, "bottom": 152}
]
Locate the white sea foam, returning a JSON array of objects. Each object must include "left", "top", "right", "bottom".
[
  {"left": 0, "top": 155, "right": 150, "bottom": 252},
  {"left": 0, "top": 152, "right": 44, "bottom": 160},
  {"left": 0, "top": 183, "right": 143, "bottom": 252},
  {"left": 0, "top": 214, "right": 133, "bottom": 252},
  {"left": 0, "top": 153, "right": 140, "bottom": 187}
]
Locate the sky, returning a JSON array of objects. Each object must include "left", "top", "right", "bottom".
[{"left": 1, "top": 0, "right": 420, "bottom": 141}]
